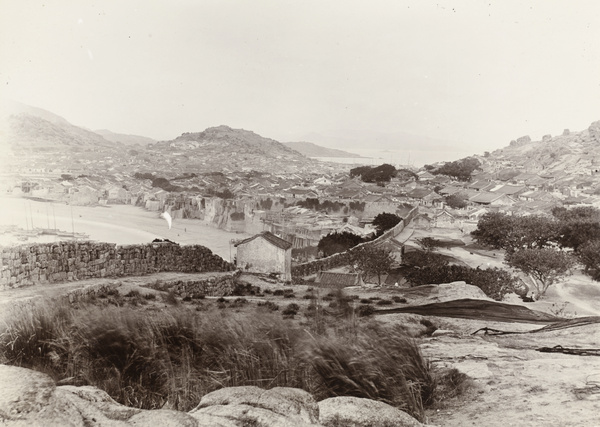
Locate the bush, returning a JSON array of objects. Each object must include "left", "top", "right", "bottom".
[
  {"left": 282, "top": 303, "right": 300, "bottom": 317},
  {"left": 376, "top": 299, "right": 393, "bottom": 306},
  {"left": 392, "top": 296, "right": 407, "bottom": 303},
  {"left": 162, "top": 290, "right": 179, "bottom": 305},
  {"left": 420, "top": 319, "right": 438, "bottom": 337},
  {"left": 257, "top": 301, "right": 279, "bottom": 312},
  {"left": 357, "top": 305, "right": 376, "bottom": 317}
]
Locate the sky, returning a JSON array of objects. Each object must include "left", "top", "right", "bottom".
[{"left": 1, "top": 0, "right": 600, "bottom": 160}]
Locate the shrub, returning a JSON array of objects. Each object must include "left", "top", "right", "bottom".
[
  {"left": 257, "top": 301, "right": 279, "bottom": 312},
  {"left": 282, "top": 303, "right": 300, "bottom": 317},
  {"left": 419, "top": 319, "right": 438, "bottom": 337},
  {"left": 144, "top": 293, "right": 156, "bottom": 300},
  {"left": 357, "top": 305, "right": 376, "bottom": 317},
  {"left": 162, "top": 290, "right": 179, "bottom": 305},
  {"left": 392, "top": 296, "right": 407, "bottom": 303},
  {"left": 376, "top": 299, "right": 393, "bottom": 306}
]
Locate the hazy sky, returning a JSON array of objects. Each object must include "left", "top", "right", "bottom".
[{"left": 1, "top": 0, "right": 599, "bottom": 155}]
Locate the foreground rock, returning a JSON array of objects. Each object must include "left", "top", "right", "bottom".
[
  {"left": 0, "top": 365, "right": 427, "bottom": 426},
  {"left": 319, "top": 396, "right": 425, "bottom": 427}
]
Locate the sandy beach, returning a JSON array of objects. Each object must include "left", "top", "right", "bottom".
[{"left": 0, "top": 197, "right": 252, "bottom": 261}]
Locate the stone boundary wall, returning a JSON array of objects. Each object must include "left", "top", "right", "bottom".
[
  {"left": 144, "top": 273, "right": 238, "bottom": 298},
  {"left": 0, "top": 242, "right": 233, "bottom": 290},
  {"left": 292, "top": 207, "right": 418, "bottom": 278}
]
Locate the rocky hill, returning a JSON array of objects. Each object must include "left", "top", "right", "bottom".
[
  {"left": 486, "top": 120, "right": 600, "bottom": 174},
  {"left": 148, "top": 125, "right": 320, "bottom": 173},
  {"left": 284, "top": 141, "right": 363, "bottom": 158}
]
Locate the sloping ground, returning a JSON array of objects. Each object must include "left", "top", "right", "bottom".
[
  {"left": 376, "top": 298, "right": 562, "bottom": 323},
  {"left": 422, "top": 321, "right": 600, "bottom": 427}
]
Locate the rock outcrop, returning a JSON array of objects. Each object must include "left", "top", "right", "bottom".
[{"left": 0, "top": 364, "right": 428, "bottom": 427}]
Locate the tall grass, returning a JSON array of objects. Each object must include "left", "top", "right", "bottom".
[{"left": 0, "top": 299, "right": 441, "bottom": 421}]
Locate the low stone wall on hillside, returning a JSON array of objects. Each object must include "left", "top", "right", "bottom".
[
  {"left": 0, "top": 242, "right": 233, "bottom": 290},
  {"left": 292, "top": 207, "right": 418, "bottom": 278},
  {"left": 144, "top": 273, "right": 238, "bottom": 298}
]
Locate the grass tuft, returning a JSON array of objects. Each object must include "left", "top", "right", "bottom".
[{"left": 0, "top": 298, "right": 442, "bottom": 421}]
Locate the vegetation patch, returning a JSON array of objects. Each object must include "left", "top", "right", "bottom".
[{"left": 0, "top": 299, "right": 444, "bottom": 421}]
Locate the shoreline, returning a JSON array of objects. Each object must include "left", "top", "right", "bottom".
[{"left": 0, "top": 197, "right": 252, "bottom": 261}]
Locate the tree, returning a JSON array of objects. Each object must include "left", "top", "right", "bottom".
[
  {"left": 350, "top": 164, "right": 397, "bottom": 183},
  {"left": 350, "top": 246, "right": 395, "bottom": 286},
  {"left": 577, "top": 239, "right": 600, "bottom": 281},
  {"left": 401, "top": 249, "right": 518, "bottom": 301},
  {"left": 471, "top": 212, "right": 559, "bottom": 254},
  {"left": 506, "top": 248, "right": 575, "bottom": 299},
  {"left": 444, "top": 194, "right": 467, "bottom": 209},
  {"left": 318, "top": 232, "right": 366, "bottom": 257},
  {"left": 471, "top": 212, "right": 514, "bottom": 250},
  {"left": 372, "top": 213, "right": 402, "bottom": 236},
  {"left": 416, "top": 237, "right": 441, "bottom": 253},
  {"left": 557, "top": 220, "right": 600, "bottom": 251},
  {"left": 431, "top": 157, "right": 481, "bottom": 181}
]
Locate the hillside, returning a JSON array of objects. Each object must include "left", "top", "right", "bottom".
[
  {"left": 148, "top": 125, "right": 321, "bottom": 173},
  {"left": 485, "top": 120, "right": 600, "bottom": 175},
  {"left": 94, "top": 129, "right": 155, "bottom": 146},
  {"left": 2, "top": 101, "right": 120, "bottom": 152},
  {"left": 284, "top": 141, "right": 363, "bottom": 158}
]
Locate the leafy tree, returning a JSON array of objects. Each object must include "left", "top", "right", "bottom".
[
  {"left": 416, "top": 237, "right": 441, "bottom": 253},
  {"left": 259, "top": 198, "right": 273, "bottom": 210},
  {"left": 401, "top": 250, "right": 517, "bottom": 301},
  {"left": 350, "top": 164, "right": 397, "bottom": 183},
  {"left": 471, "top": 212, "right": 559, "bottom": 254},
  {"left": 471, "top": 212, "right": 513, "bottom": 250},
  {"left": 577, "top": 240, "right": 600, "bottom": 281},
  {"left": 557, "top": 220, "right": 600, "bottom": 252},
  {"left": 444, "top": 194, "right": 467, "bottom": 209},
  {"left": 349, "top": 165, "right": 373, "bottom": 179},
  {"left": 432, "top": 158, "right": 481, "bottom": 181},
  {"left": 551, "top": 207, "right": 600, "bottom": 252},
  {"left": 506, "top": 248, "right": 575, "bottom": 299},
  {"left": 318, "top": 232, "right": 366, "bottom": 257},
  {"left": 372, "top": 213, "right": 402, "bottom": 236},
  {"left": 350, "top": 246, "right": 395, "bottom": 285}
]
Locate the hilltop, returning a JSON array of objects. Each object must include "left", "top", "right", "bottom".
[
  {"left": 2, "top": 101, "right": 119, "bottom": 152},
  {"left": 147, "top": 125, "right": 322, "bottom": 173},
  {"left": 484, "top": 120, "right": 600, "bottom": 175}
]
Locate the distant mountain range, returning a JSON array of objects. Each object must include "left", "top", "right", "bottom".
[
  {"left": 283, "top": 141, "right": 363, "bottom": 158},
  {"left": 6, "top": 100, "right": 598, "bottom": 177}
]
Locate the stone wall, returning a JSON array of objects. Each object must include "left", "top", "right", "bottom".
[
  {"left": 144, "top": 273, "right": 237, "bottom": 297},
  {"left": 0, "top": 242, "right": 233, "bottom": 290},
  {"left": 292, "top": 207, "right": 418, "bottom": 278}
]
